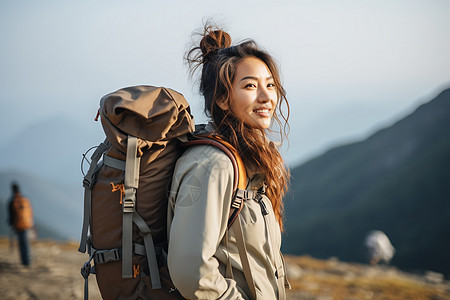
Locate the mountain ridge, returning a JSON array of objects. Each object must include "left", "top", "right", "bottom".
[
  {"left": 283, "top": 88, "right": 450, "bottom": 276},
  {"left": 0, "top": 115, "right": 104, "bottom": 185}
]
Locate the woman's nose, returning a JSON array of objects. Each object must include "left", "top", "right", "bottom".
[{"left": 257, "top": 87, "right": 272, "bottom": 103}]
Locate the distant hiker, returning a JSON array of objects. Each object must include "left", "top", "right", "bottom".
[
  {"left": 167, "top": 23, "right": 291, "bottom": 299},
  {"left": 7, "top": 182, "right": 34, "bottom": 266},
  {"left": 365, "top": 230, "right": 395, "bottom": 265}
]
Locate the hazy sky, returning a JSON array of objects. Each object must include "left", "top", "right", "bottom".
[{"left": 1, "top": 0, "right": 449, "bottom": 166}]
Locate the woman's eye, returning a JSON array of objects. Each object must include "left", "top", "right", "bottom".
[
  {"left": 245, "top": 83, "right": 256, "bottom": 88},
  {"left": 267, "top": 83, "right": 275, "bottom": 88}
]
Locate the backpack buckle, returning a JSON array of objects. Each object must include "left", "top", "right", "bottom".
[
  {"left": 232, "top": 189, "right": 245, "bottom": 209},
  {"left": 94, "top": 248, "right": 121, "bottom": 264},
  {"left": 233, "top": 189, "right": 255, "bottom": 202},
  {"left": 123, "top": 198, "right": 135, "bottom": 213},
  {"left": 83, "top": 178, "right": 93, "bottom": 189},
  {"left": 81, "top": 260, "right": 92, "bottom": 279},
  {"left": 123, "top": 189, "right": 136, "bottom": 213},
  {"left": 234, "top": 189, "right": 246, "bottom": 201},
  {"left": 81, "top": 252, "right": 95, "bottom": 279}
]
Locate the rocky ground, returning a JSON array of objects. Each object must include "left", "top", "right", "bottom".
[
  {"left": 284, "top": 255, "right": 450, "bottom": 300},
  {"left": 0, "top": 238, "right": 101, "bottom": 300},
  {"left": 0, "top": 238, "right": 449, "bottom": 300}
]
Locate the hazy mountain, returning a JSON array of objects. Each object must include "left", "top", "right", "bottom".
[
  {"left": 0, "top": 114, "right": 104, "bottom": 241},
  {"left": 283, "top": 88, "right": 450, "bottom": 276},
  {"left": 2, "top": 87, "right": 449, "bottom": 276},
  {"left": 0, "top": 115, "right": 104, "bottom": 185},
  {"left": 0, "top": 171, "right": 82, "bottom": 240}
]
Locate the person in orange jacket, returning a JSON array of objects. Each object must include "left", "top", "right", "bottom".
[{"left": 8, "top": 182, "right": 34, "bottom": 266}]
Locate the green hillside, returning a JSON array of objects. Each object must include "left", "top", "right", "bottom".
[{"left": 283, "top": 88, "right": 450, "bottom": 276}]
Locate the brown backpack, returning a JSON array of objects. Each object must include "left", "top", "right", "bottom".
[
  {"left": 11, "top": 195, "right": 34, "bottom": 231},
  {"left": 78, "top": 86, "right": 252, "bottom": 300}
]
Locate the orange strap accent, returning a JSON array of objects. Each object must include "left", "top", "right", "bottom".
[
  {"left": 205, "top": 135, "right": 247, "bottom": 190},
  {"left": 133, "top": 264, "right": 140, "bottom": 278},
  {"left": 110, "top": 183, "right": 125, "bottom": 204}
]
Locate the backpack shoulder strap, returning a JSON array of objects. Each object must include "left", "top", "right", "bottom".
[
  {"left": 183, "top": 136, "right": 247, "bottom": 228},
  {"left": 184, "top": 135, "right": 247, "bottom": 189},
  {"left": 203, "top": 135, "right": 247, "bottom": 191}
]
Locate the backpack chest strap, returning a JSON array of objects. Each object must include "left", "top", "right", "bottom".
[{"left": 227, "top": 189, "right": 257, "bottom": 230}]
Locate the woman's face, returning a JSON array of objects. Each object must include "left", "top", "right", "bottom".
[{"left": 226, "top": 56, "right": 278, "bottom": 129}]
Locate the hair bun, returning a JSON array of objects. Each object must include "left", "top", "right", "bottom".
[{"left": 200, "top": 29, "right": 232, "bottom": 61}]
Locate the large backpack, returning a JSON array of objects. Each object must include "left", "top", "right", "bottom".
[
  {"left": 78, "top": 85, "right": 255, "bottom": 300},
  {"left": 11, "top": 194, "right": 34, "bottom": 231}
]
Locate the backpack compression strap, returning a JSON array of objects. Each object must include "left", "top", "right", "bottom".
[
  {"left": 79, "top": 139, "right": 110, "bottom": 253},
  {"left": 122, "top": 135, "right": 162, "bottom": 289},
  {"left": 122, "top": 135, "right": 140, "bottom": 279},
  {"left": 79, "top": 139, "right": 111, "bottom": 300}
]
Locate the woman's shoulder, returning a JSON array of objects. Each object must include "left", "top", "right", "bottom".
[{"left": 177, "top": 144, "right": 234, "bottom": 173}]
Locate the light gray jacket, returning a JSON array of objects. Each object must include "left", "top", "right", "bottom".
[{"left": 167, "top": 143, "right": 288, "bottom": 299}]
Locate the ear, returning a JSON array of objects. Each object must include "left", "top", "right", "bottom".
[{"left": 216, "top": 99, "right": 229, "bottom": 111}]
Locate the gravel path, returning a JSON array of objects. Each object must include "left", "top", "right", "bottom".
[{"left": 0, "top": 238, "right": 101, "bottom": 300}]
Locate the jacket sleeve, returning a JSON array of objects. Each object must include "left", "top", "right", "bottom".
[{"left": 167, "top": 146, "right": 246, "bottom": 300}]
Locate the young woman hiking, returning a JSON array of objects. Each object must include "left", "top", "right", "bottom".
[{"left": 167, "top": 24, "right": 290, "bottom": 300}]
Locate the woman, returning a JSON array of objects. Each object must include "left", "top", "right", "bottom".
[{"left": 167, "top": 24, "right": 290, "bottom": 300}]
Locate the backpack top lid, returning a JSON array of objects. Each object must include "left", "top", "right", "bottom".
[{"left": 99, "top": 85, "right": 195, "bottom": 154}]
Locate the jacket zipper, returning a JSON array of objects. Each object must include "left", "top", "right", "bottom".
[{"left": 254, "top": 188, "right": 284, "bottom": 298}]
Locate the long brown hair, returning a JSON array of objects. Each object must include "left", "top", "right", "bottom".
[{"left": 186, "top": 24, "right": 290, "bottom": 229}]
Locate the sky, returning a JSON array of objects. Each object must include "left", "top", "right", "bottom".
[{"left": 1, "top": 0, "right": 450, "bottom": 166}]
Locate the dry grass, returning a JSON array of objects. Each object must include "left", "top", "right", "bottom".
[
  {"left": 0, "top": 237, "right": 102, "bottom": 300},
  {"left": 285, "top": 255, "right": 450, "bottom": 300},
  {"left": 1, "top": 238, "right": 448, "bottom": 300}
]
